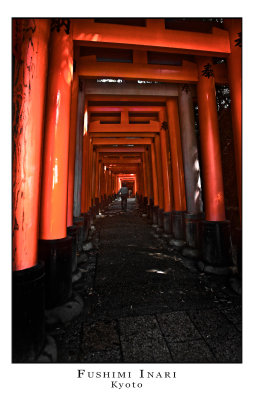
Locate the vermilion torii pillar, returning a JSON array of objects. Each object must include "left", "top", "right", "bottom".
[
  {"left": 66, "top": 64, "right": 79, "bottom": 273},
  {"left": 94, "top": 151, "right": 100, "bottom": 213},
  {"left": 178, "top": 84, "right": 204, "bottom": 256},
  {"left": 73, "top": 80, "right": 85, "bottom": 219},
  {"left": 141, "top": 153, "right": 148, "bottom": 213},
  {"left": 166, "top": 98, "right": 187, "bottom": 245},
  {"left": 154, "top": 134, "right": 164, "bottom": 227},
  {"left": 80, "top": 128, "right": 91, "bottom": 241},
  {"left": 12, "top": 18, "right": 50, "bottom": 362},
  {"left": 197, "top": 57, "right": 233, "bottom": 270},
  {"left": 39, "top": 19, "right": 74, "bottom": 308},
  {"left": 151, "top": 142, "right": 159, "bottom": 225},
  {"left": 67, "top": 70, "right": 78, "bottom": 228},
  {"left": 224, "top": 18, "right": 242, "bottom": 219},
  {"left": 159, "top": 112, "right": 174, "bottom": 234}
]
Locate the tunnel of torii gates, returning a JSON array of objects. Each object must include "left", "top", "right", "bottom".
[{"left": 12, "top": 18, "right": 241, "bottom": 361}]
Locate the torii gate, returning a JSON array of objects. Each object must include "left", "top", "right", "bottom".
[{"left": 12, "top": 18, "right": 241, "bottom": 362}]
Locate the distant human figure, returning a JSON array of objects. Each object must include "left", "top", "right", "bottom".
[
  {"left": 128, "top": 189, "right": 132, "bottom": 198},
  {"left": 117, "top": 183, "right": 128, "bottom": 211}
]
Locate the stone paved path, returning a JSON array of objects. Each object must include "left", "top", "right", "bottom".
[{"left": 51, "top": 198, "right": 242, "bottom": 363}]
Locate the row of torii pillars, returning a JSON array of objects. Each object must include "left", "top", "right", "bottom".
[{"left": 12, "top": 19, "right": 241, "bottom": 362}]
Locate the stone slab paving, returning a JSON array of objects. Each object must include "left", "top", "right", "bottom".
[{"left": 50, "top": 198, "right": 242, "bottom": 363}]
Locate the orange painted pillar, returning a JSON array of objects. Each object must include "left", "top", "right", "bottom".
[
  {"left": 13, "top": 19, "right": 50, "bottom": 271},
  {"left": 39, "top": 19, "right": 74, "bottom": 308},
  {"left": 166, "top": 99, "right": 186, "bottom": 212},
  {"left": 166, "top": 98, "right": 186, "bottom": 241},
  {"left": 81, "top": 134, "right": 89, "bottom": 214},
  {"left": 105, "top": 167, "right": 109, "bottom": 198},
  {"left": 142, "top": 153, "right": 148, "bottom": 198},
  {"left": 197, "top": 57, "right": 232, "bottom": 268},
  {"left": 151, "top": 142, "right": 159, "bottom": 207},
  {"left": 141, "top": 153, "right": 148, "bottom": 212},
  {"left": 159, "top": 121, "right": 173, "bottom": 213},
  {"left": 224, "top": 19, "right": 242, "bottom": 219},
  {"left": 12, "top": 18, "right": 50, "bottom": 362},
  {"left": 67, "top": 71, "right": 79, "bottom": 227},
  {"left": 73, "top": 81, "right": 85, "bottom": 218},
  {"left": 94, "top": 151, "right": 99, "bottom": 198},
  {"left": 88, "top": 140, "right": 93, "bottom": 209},
  {"left": 154, "top": 134, "right": 164, "bottom": 227},
  {"left": 197, "top": 58, "right": 225, "bottom": 222},
  {"left": 91, "top": 148, "right": 96, "bottom": 206},
  {"left": 98, "top": 160, "right": 102, "bottom": 199},
  {"left": 109, "top": 170, "right": 113, "bottom": 198},
  {"left": 99, "top": 162, "right": 105, "bottom": 204},
  {"left": 40, "top": 23, "right": 73, "bottom": 240},
  {"left": 145, "top": 148, "right": 152, "bottom": 204},
  {"left": 94, "top": 152, "right": 100, "bottom": 213},
  {"left": 139, "top": 164, "right": 144, "bottom": 197},
  {"left": 159, "top": 113, "right": 174, "bottom": 234}
]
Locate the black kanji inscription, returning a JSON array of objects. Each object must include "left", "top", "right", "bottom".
[{"left": 201, "top": 63, "right": 214, "bottom": 78}]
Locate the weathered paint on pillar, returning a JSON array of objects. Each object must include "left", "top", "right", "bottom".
[
  {"left": 154, "top": 134, "right": 164, "bottom": 209},
  {"left": 166, "top": 98, "right": 186, "bottom": 212},
  {"left": 73, "top": 80, "right": 85, "bottom": 217},
  {"left": 178, "top": 85, "right": 203, "bottom": 215},
  {"left": 224, "top": 18, "right": 242, "bottom": 218},
  {"left": 13, "top": 19, "right": 50, "bottom": 270},
  {"left": 151, "top": 142, "right": 159, "bottom": 206},
  {"left": 40, "top": 21, "right": 73, "bottom": 240},
  {"left": 67, "top": 70, "right": 79, "bottom": 227},
  {"left": 197, "top": 57, "right": 226, "bottom": 221}
]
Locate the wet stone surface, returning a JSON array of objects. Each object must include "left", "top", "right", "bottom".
[{"left": 47, "top": 198, "right": 242, "bottom": 363}]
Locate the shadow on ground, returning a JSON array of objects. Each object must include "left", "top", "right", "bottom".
[{"left": 49, "top": 198, "right": 242, "bottom": 363}]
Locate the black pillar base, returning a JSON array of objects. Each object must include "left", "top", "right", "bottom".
[
  {"left": 182, "top": 246, "right": 200, "bottom": 259},
  {"left": 95, "top": 197, "right": 100, "bottom": 214},
  {"left": 152, "top": 205, "right": 159, "bottom": 226},
  {"left": 100, "top": 195, "right": 104, "bottom": 210},
  {"left": 163, "top": 211, "right": 172, "bottom": 234},
  {"left": 67, "top": 225, "right": 78, "bottom": 273},
  {"left": 138, "top": 194, "right": 143, "bottom": 207},
  {"left": 143, "top": 196, "right": 148, "bottom": 214},
  {"left": 147, "top": 204, "right": 151, "bottom": 219},
  {"left": 184, "top": 213, "right": 204, "bottom": 248},
  {"left": 13, "top": 264, "right": 45, "bottom": 362},
  {"left": 200, "top": 220, "right": 233, "bottom": 268},
  {"left": 83, "top": 212, "right": 90, "bottom": 242},
  {"left": 74, "top": 216, "right": 84, "bottom": 252},
  {"left": 158, "top": 208, "right": 164, "bottom": 228},
  {"left": 172, "top": 211, "right": 186, "bottom": 240},
  {"left": 103, "top": 194, "right": 107, "bottom": 207},
  {"left": 89, "top": 207, "right": 94, "bottom": 226},
  {"left": 38, "top": 236, "right": 72, "bottom": 309},
  {"left": 91, "top": 205, "right": 96, "bottom": 219},
  {"left": 147, "top": 199, "right": 154, "bottom": 220}
]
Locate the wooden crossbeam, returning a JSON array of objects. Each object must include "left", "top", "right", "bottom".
[
  {"left": 72, "top": 19, "right": 230, "bottom": 56},
  {"left": 92, "top": 137, "right": 153, "bottom": 145}
]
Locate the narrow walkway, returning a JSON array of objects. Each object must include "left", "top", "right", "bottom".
[{"left": 52, "top": 199, "right": 241, "bottom": 363}]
